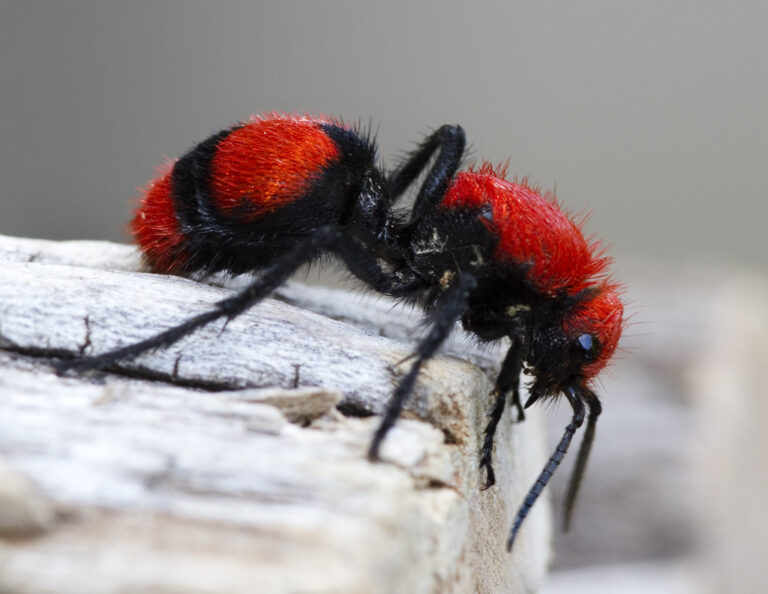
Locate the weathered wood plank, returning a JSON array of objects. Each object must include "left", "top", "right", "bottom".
[{"left": 0, "top": 234, "right": 551, "bottom": 594}]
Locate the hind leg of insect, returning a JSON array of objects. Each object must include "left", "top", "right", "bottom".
[{"left": 56, "top": 224, "right": 342, "bottom": 374}]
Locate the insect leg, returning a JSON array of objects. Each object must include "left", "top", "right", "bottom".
[
  {"left": 480, "top": 338, "right": 524, "bottom": 489},
  {"left": 56, "top": 225, "right": 341, "bottom": 374},
  {"left": 368, "top": 272, "right": 476, "bottom": 460},
  {"left": 335, "top": 235, "right": 425, "bottom": 296},
  {"left": 387, "top": 125, "right": 465, "bottom": 221}
]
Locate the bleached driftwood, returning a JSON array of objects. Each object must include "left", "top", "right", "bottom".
[{"left": 0, "top": 234, "right": 550, "bottom": 594}]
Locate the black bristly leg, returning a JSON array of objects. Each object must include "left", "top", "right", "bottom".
[
  {"left": 387, "top": 125, "right": 465, "bottom": 221},
  {"left": 480, "top": 338, "right": 523, "bottom": 489},
  {"left": 480, "top": 389, "right": 506, "bottom": 490},
  {"left": 368, "top": 272, "right": 477, "bottom": 460},
  {"left": 510, "top": 378, "right": 525, "bottom": 422},
  {"left": 335, "top": 235, "right": 426, "bottom": 297},
  {"left": 507, "top": 386, "right": 586, "bottom": 552},
  {"left": 56, "top": 225, "right": 341, "bottom": 374},
  {"left": 562, "top": 388, "right": 602, "bottom": 531},
  {"left": 362, "top": 126, "right": 475, "bottom": 459}
]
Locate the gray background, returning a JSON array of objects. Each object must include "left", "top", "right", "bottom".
[{"left": 1, "top": 1, "right": 765, "bottom": 271}]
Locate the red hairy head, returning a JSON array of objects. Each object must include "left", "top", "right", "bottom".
[{"left": 564, "top": 283, "right": 624, "bottom": 380}]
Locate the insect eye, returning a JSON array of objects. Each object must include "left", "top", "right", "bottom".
[{"left": 576, "top": 333, "right": 599, "bottom": 362}]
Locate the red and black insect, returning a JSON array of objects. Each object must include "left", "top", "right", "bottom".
[{"left": 58, "top": 113, "right": 624, "bottom": 550}]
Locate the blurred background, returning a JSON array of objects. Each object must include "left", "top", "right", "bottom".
[{"left": 2, "top": 2, "right": 766, "bottom": 592}]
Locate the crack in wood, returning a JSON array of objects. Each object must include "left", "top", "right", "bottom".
[{"left": 78, "top": 315, "right": 92, "bottom": 356}]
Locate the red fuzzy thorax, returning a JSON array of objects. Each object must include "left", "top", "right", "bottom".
[{"left": 443, "top": 168, "right": 609, "bottom": 296}]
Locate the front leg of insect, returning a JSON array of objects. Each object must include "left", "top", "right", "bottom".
[{"left": 479, "top": 338, "right": 525, "bottom": 490}]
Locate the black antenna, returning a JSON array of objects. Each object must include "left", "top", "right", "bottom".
[
  {"left": 507, "top": 386, "right": 586, "bottom": 551},
  {"left": 562, "top": 390, "right": 602, "bottom": 531}
]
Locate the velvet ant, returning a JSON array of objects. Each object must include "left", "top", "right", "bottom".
[{"left": 58, "top": 113, "right": 624, "bottom": 551}]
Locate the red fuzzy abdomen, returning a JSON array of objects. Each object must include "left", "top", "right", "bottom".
[
  {"left": 210, "top": 116, "right": 340, "bottom": 221},
  {"left": 132, "top": 115, "right": 341, "bottom": 273},
  {"left": 443, "top": 170, "right": 607, "bottom": 295},
  {"left": 132, "top": 167, "right": 188, "bottom": 273}
]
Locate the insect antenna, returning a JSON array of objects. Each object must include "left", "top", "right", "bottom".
[
  {"left": 507, "top": 386, "right": 585, "bottom": 551},
  {"left": 562, "top": 388, "right": 602, "bottom": 531}
]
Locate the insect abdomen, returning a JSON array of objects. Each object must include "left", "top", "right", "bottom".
[{"left": 133, "top": 115, "right": 345, "bottom": 274}]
